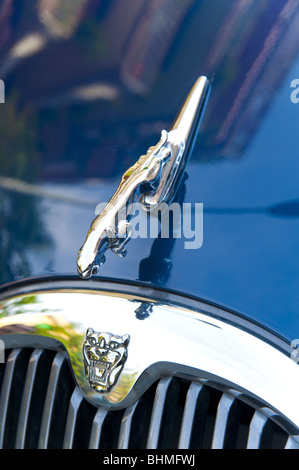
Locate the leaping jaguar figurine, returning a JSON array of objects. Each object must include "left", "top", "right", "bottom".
[
  {"left": 77, "top": 76, "right": 210, "bottom": 279},
  {"left": 77, "top": 130, "right": 172, "bottom": 278}
]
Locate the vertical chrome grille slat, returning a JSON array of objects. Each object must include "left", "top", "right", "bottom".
[
  {"left": 15, "top": 349, "right": 43, "bottom": 449},
  {"left": 247, "top": 410, "right": 269, "bottom": 449},
  {"left": 38, "top": 353, "right": 65, "bottom": 449},
  {"left": 146, "top": 377, "right": 172, "bottom": 449},
  {"left": 118, "top": 401, "right": 139, "bottom": 449},
  {"left": 63, "top": 387, "right": 84, "bottom": 449},
  {"left": 0, "top": 349, "right": 22, "bottom": 448},
  {"left": 211, "top": 392, "right": 238, "bottom": 449},
  {"left": 285, "top": 436, "right": 299, "bottom": 449},
  {"left": 88, "top": 408, "right": 108, "bottom": 449},
  {"left": 178, "top": 381, "right": 204, "bottom": 449}
]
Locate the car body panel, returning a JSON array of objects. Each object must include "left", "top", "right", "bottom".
[{"left": 0, "top": 0, "right": 299, "bottom": 342}]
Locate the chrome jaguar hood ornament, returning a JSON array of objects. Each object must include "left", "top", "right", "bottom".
[{"left": 77, "top": 76, "right": 210, "bottom": 278}]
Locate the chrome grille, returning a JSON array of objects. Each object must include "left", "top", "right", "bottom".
[{"left": 0, "top": 347, "right": 298, "bottom": 449}]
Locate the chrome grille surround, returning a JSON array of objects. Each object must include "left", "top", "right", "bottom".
[{"left": 0, "top": 279, "right": 298, "bottom": 449}]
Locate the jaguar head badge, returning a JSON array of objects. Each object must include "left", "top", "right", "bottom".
[{"left": 82, "top": 328, "right": 130, "bottom": 393}]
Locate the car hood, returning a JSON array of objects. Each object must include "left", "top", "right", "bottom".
[{"left": 0, "top": 0, "right": 299, "bottom": 342}]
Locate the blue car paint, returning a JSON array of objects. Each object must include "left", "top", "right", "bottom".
[{"left": 0, "top": 0, "right": 298, "bottom": 342}]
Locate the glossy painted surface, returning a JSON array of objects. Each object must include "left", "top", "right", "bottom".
[{"left": 0, "top": 0, "right": 299, "bottom": 341}]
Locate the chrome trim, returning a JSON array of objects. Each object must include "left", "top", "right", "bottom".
[
  {"left": 88, "top": 408, "right": 108, "bottom": 449},
  {"left": 0, "top": 286, "right": 299, "bottom": 432},
  {"left": 83, "top": 328, "right": 130, "bottom": 393},
  {"left": 15, "top": 348, "right": 44, "bottom": 449},
  {"left": 63, "top": 387, "right": 84, "bottom": 449},
  {"left": 0, "top": 349, "right": 21, "bottom": 448},
  {"left": 178, "top": 381, "right": 206, "bottom": 449},
  {"left": 146, "top": 377, "right": 173, "bottom": 449},
  {"left": 142, "top": 76, "right": 210, "bottom": 209},
  {"left": 38, "top": 353, "right": 65, "bottom": 449},
  {"left": 285, "top": 436, "right": 299, "bottom": 449},
  {"left": 247, "top": 408, "right": 279, "bottom": 449},
  {"left": 118, "top": 401, "right": 139, "bottom": 449},
  {"left": 76, "top": 76, "right": 209, "bottom": 278}
]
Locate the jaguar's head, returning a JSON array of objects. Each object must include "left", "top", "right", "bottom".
[{"left": 82, "top": 328, "right": 130, "bottom": 393}]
